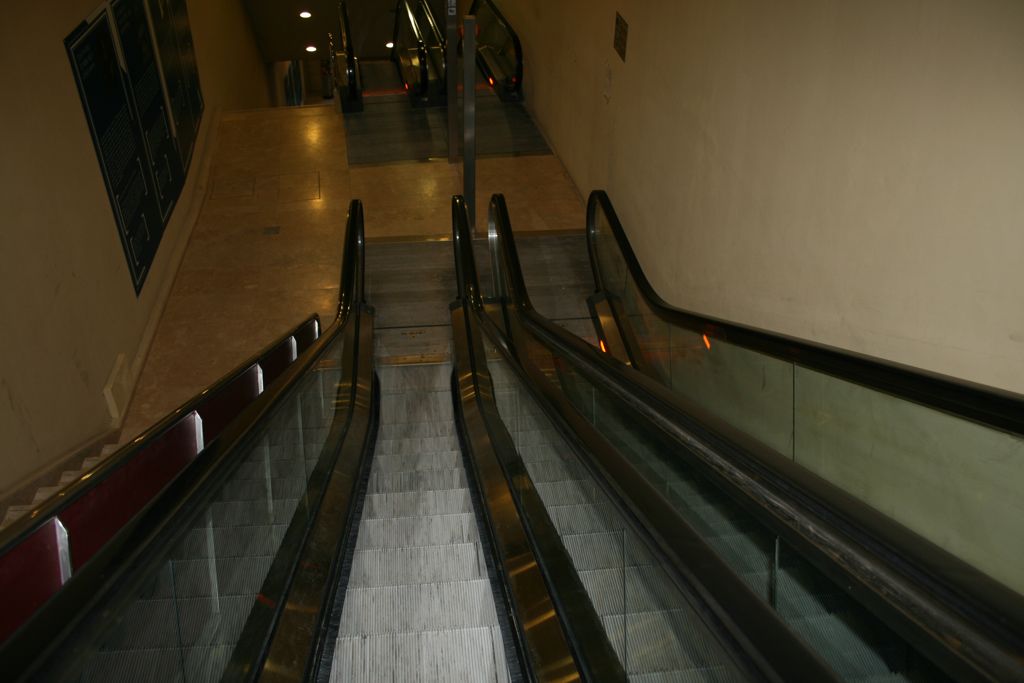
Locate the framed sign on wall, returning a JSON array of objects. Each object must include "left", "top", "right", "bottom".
[{"left": 66, "top": 0, "right": 202, "bottom": 294}]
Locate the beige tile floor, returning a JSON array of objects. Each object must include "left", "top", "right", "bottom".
[{"left": 119, "top": 103, "right": 583, "bottom": 440}]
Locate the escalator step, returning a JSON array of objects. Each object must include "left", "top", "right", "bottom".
[
  {"left": 367, "top": 468, "right": 469, "bottom": 494},
  {"left": 348, "top": 543, "right": 485, "bottom": 588},
  {"left": 547, "top": 501, "right": 620, "bottom": 535},
  {"left": 561, "top": 530, "right": 655, "bottom": 571},
  {"left": 577, "top": 564, "right": 689, "bottom": 615},
  {"left": 533, "top": 478, "right": 597, "bottom": 506},
  {"left": 354, "top": 512, "right": 480, "bottom": 550},
  {"left": 361, "top": 488, "right": 474, "bottom": 519},
  {"left": 375, "top": 435, "right": 460, "bottom": 455},
  {"left": 599, "top": 608, "right": 736, "bottom": 677},
  {"left": 330, "top": 626, "right": 509, "bottom": 682},
  {"left": 338, "top": 579, "right": 498, "bottom": 635},
  {"left": 371, "top": 450, "right": 463, "bottom": 474}
]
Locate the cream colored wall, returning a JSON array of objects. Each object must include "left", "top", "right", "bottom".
[
  {"left": 503, "top": 0, "right": 1024, "bottom": 395},
  {"left": 0, "top": 0, "right": 269, "bottom": 496}
]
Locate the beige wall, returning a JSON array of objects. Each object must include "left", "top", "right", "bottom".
[
  {"left": 0, "top": 0, "right": 268, "bottom": 496},
  {"left": 503, "top": 0, "right": 1024, "bottom": 395}
]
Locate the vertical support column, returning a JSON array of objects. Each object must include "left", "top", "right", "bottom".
[
  {"left": 463, "top": 14, "right": 477, "bottom": 233},
  {"left": 446, "top": 0, "right": 459, "bottom": 162}
]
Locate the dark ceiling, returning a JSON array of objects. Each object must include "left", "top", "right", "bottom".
[{"left": 243, "top": 0, "right": 339, "bottom": 62}]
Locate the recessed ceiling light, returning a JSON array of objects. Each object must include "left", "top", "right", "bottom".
[
  {"left": 299, "top": 11, "right": 312, "bottom": 18},
  {"left": 385, "top": 41, "right": 394, "bottom": 49},
  {"left": 305, "top": 45, "right": 317, "bottom": 52}
]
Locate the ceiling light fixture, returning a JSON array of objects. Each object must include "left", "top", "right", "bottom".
[
  {"left": 299, "top": 11, "right": 312, "bottom": 18},
  {"left": 305, "top": 45, "right": 317, "bottom": 52},
  {"left": 385, "top": 41, "right": 395, "bottom": 49}
]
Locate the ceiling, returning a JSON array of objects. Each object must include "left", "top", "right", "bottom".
[{"left": 243, "top": 0, "right": 340, "bottom": 62}]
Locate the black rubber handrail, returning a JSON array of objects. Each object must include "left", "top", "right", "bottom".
[
  {"left": 392, "top": 0, "right": 431, "bottom": 96},
  {"left": 453, "top": 195, "right": 626, "bottom": 682},
  {"left": 586, "top": 190, "right": 1024, "bottom": 437},
  {"left": 335, "top": 1, "right": 361, "bottom": 108},
  {"left": 469, "top": 0, "right": 523, "bottom": 94},
  {"left": 0, "top": 202, "right": 366, "bottom": 678},
  {"left": 229, "top": 200, "right": 372, "bottom": 682},
  {"left": 491, "top": 193, "right": 1024, "bottom": 681},
  {"left": 486, "top": 194, "right": 842, "bottom": 682}
]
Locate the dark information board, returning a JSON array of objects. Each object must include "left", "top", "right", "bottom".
[
  {"left": 147, "top": 0, "right": 203, "bottom": 167},
  {"left": 66, "top": 1, "right": 203, "bottom": 293},
  {"left": 112, "top": 0, "right": 184, "bottom": 220},
  {"left": 67, "top": 11, "right": 163, "bottom": 292}
]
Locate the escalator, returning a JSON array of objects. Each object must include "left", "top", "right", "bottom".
[
  {"left": 5, "top": 191, "right": 1020, "bottom": 682},
  {"left": 479, "top": 192, "right": 1024, "bottom": 682}
]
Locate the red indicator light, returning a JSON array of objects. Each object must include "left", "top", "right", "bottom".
[
  {"left": 488, "top": 77, "right": 495, "bottom": 87},
  {"left": 702, "top": 334, "right": 711, "bottom": 350},
  {"left": 599, "top": 340, "right": 608, "bottom": 353},
  {"left": 404, "top": 83, "right": 409, "bottom": 91}
]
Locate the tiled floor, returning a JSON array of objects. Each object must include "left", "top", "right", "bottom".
[{"left": 119, "top": 103, "right": 584, "bottom": 441}]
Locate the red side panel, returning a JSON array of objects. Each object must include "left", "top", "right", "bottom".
[
  {"left": 294, "top": 319, "right": 320, "bottom": 355},
  {"left": 0, "top": 519, "right": 68, "bottom": 641},
  {"left": 61, "top": 413, "right": 202, "bottom": 570},
  {"left": 260, "top": 336, "right": 297, "bottom": 387},
  {"left": 197, "top": 364, "right": 261, "bottom": 443}
]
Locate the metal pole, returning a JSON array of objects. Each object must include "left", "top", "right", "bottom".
[
  {"left": 446, "top": 0, "right": 459, "bottom": 162},
  {"left": 463, "top": 14, "right": 476, "bottom": 233}
]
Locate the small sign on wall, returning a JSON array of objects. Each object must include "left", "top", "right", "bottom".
[{"left": 613, "top": 12, "right": 628, "bottom": 62}]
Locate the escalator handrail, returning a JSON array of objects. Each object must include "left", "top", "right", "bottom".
[
  {"left": 469, "top": 0, "right": 524, "bottom": 89},
  {"left": 0, "top": 312, "right": 319, "bottom": 557},
  {"left": 585, "top": 190, "right": 1024, "bottom": 437},
  {"left": 490, "top": 193, "right": 1024, "bottom": 681},
  {"left": 416, "top": 0, "right": 445, "bottom": 50},
  {"left": 0, "top": 203, "right": 366, "bottom": 672},
  {"left": 486, "top": 195, "right": 845, "bottom": 683},
  {"left": 453, "top": 195, "right": 627, "bottom": 682},
  {"left": 337, "top": 1, "right": 360, "bottom": 101},
  {"left": 393, "top": 0, "right": 431, "bottom": 95}
]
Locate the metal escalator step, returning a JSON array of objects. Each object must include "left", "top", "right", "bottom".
[
  {"left": 168, "top": 555, "right": 273, "bottom": 597},
  {"left": 208, "top": 497, "right": 300, "bottom": 527},
  {"left": 330, "top": 625, "right": 509, "bottom": 683},
  {"left": 547, "top": 502, "right": 620, "bottom": 535},
  {"left": 348, "top": 543, "right": 485, "bottom": 587},
  {"left": 628, "top": 666, "right": 735, "bottom": 682},
  {"left": 377, "top": 364, "right": 451, "bottom": 393},
  {"left": 361, "top": 489, "right": 474, "bottom": 519},
  {"left": 230, "top": 456, "right": 307, "bottom": 481},
  {"left": 788, "top": 612, "right": 901, "bottom": 679},
  {"left": 375, "top": 435, "right": 459, "bottom": 455},
  {"left": 521, "top": 458, "right": 587, "bottom": 483},
  {"left": 510, "top": 427, "right": 562, "bottom": 448},
  {"left": 513, "top": 441, "right": 563, "bottom": 462},
  {"left": 172, "top": 524, "right": 288, "bottom": 560},
  {"left": 218, "top": 476, "right": 307, "bottom": 501},
  {"left": 367, "top": 468, "right": 469, "bottom": 494},
  {"left": 577, "top": 565, "right": 689, "bottom": 615},
  {"left": 600, "top": 608, "right": 734, "bottom": 677},
  {"left": 338, "top": 579, "right": 498, "bottom": 635},
  {"left": 533, "top": 479, "right": 597, "bottom": 506},
  {"left": 706, "top": 532, "right": 772, "bottom": 575},
  {"left": 371, "top": 450, "right": 463, "bottom": 474},
  {"left": 561, "top": 530, "right": 655, "bottom": 571},
  {"left": 378, "top": 420, "right": 457, "bottom": 440},
  {"left": 380, "top": 393, "right": 453, "bottom": 424},
  {"left": 354, "top": 512, "right": 480, "bottom": 549},
  {"left": 99, "top": 594, "right": 255, "bottom": 650},
  {"left": 774, "top": 561, "right": 849, "bottom": 620}
]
